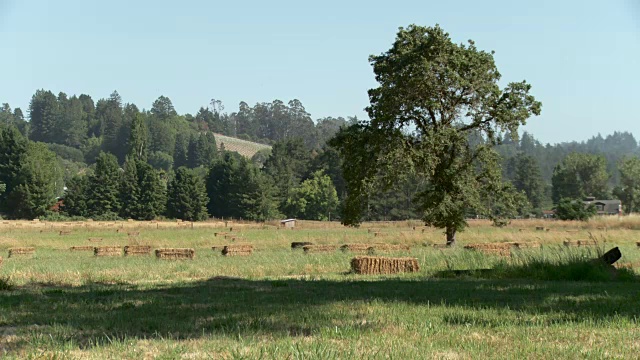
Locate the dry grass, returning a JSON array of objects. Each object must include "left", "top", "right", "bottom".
[{"left": 303, "top": 245, "right": 338, "bottom": 253}]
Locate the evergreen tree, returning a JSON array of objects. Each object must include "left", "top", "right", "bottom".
[
  {"left": 62, "top": 175, "right": 90, "bottom": 217},
  {"left": 512, "top": 154, "right": 545, "bottom": 210},
  {"left": 87, "top": 152, "right": 121, "bottom": 218},
  {"left": 119, "top": 156, "right": 140, "bottom": 219},
  {"left": 7, "top": 142, "right": 62, "bottom": 219},
  {"left": 173, "top": 132, "right": 189, "bottom": 168},
  {"left": 0, "top": 124, "right": 29, "bottom": 212},
  {"left": 187, "top": 134, "right": 199, "bottom": 168},
  {"left": 29, "top": 89, "right": 60, "bottom": 143},
  {"left": 263, "top": 138, "right": 311, "bottom": 211},
  {"left": 136, "top": 161, "right": 166, "bottom": 220},
  {"left": 128, "top": 113, "right": 148, "bottom": 161},
  {"left": 99, "top": 91, "right": 125, "bottom": 161},
  {"left": 167, "top": 167, "right": 209, "bottom": 221}
]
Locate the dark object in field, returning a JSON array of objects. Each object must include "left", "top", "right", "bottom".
[
  {"left": 291, "top": 241, "right": 313, "bottom": 249},
  {"left": 222, "top": 244, "right": 253, "bottom": 256},
  {"left": 214, "top": 232, "right": 228, "bottom": 237},
  {"left": 88, "top": 238, "right": 103, "bottom": 242},
  {"left": 599, "top": 247, "right": 621, "bottom": 265},
  {"left": 59, "top": 230, "right": 72, "bottom": 235},
  {"left": 155, "top": 248, "right": 195, "bottom": 260},
  {"left": 127, "top": 231, "right": 140, "bottom": 237},
  {"left": 70, "top": 246, "right": 94, "bottom": 251},
  {"left": 351, "top": 256, "right": 420, "bottom": 275},
  {"left": 636, "top": 242, "right": 640, "bottom": 248},
  {"left": 8, "top": 247, "right": 35, "bottom": 257},
  {"left": 535, "top": 226, "right": 545, "bottom": 231},
  {"left": 94, "top": 246, "right": 122, "bottom": 256},
  {"left": 302, "top": 245, "right": 337, "bottom": 253},
  {"left": 124, "top": 245, "right": 151, "bottom": 256}
]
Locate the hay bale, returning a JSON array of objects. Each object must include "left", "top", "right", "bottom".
[
  {"left": 94, "top": 246, "right": 122, "bottom": 256},
  {"left": 340, "top": 243, "right": 374, "bottom": 252},
  {"left": 70, "top": 246, "right": 94, "bottom": 251},
  {"left": 535, "top": 226, "right": 545, "bottom": 231},
  {"left": 214, "top": 232, "right": 228, "bottom": 237},
  {"left": 8, "top": 247, "right": 35, "bottom": 257},
  {"left": 564, "top": 240, "right": 597, "bottom": 247},
  {"left": 59, "top": 230, "right": 72, "bottom": 235},
  {"left": 155, "top": 248, "right": 195, "bottom": 260},
  {"left": 351, "top": 256, "right": 420, "bottom": 275},
  {"left": 303, "top": 245, "right": 338, "bottom": 253},
  {"left": 88, "top": 238, "right": 103, "bottom": 243},
  {"left": 127, "top": 231, "right": 140, "bottom": 237},
  {"left": 124, "top": 245, "right": 151, "bottom": 256},
  {"left": 463, "top": 243, "right": 515, "bottom": 257},
  {"left": 291, "top": 241, "right": 313, "bottom": 249},
  {"left": 371, "top": 244, "right": 411, "bottom": 252},
  {"left": 222, "top": 244, "right": 253, "bottom": 256}
]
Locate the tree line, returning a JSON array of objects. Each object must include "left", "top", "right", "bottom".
[{"left": 1, "top": 58, "right": 640, "bottom": 224}]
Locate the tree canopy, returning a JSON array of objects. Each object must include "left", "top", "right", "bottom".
[{"left": 332, "top": 25, "right": 541, "bottom": 244}]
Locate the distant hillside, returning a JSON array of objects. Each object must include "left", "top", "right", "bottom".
[{"left": 211, "top": 133, "right": 272, "bottom": 158}]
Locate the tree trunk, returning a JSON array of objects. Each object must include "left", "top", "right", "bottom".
[{"left": 446, "top": 226, "right": 456, "bottom": 247}]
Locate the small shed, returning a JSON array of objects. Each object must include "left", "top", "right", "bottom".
[{"left": 280, "top": 219, "right": 296, "bottom": 228}]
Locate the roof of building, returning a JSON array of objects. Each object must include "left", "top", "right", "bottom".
[
  {"left": 583, "top": 199, "right": 621, "bottom": 214},
  {"left": 280, "top": 219, "right": 296, "bottom": 223}
]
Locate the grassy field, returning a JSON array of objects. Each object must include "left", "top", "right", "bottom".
[{"left": 1, "top": 218, "right": 640, "bottom": 359}]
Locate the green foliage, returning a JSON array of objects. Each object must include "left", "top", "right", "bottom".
[
  {"left": 0, "top": 124, "right": 29, "bottom": 211},
  {"left": 552, "top": 153, "right": 610, "bottom": 203},
  {"left": 46, "top": 143, "right": 85, "bottom": 163},
  {"left": 333, "top": 25, "right": 541, "bottom": 244},
  {"left": 7, "top": 142, "right": 63, "bottom": 219},
  {"left": 207, "top": 152, "right": 279, "bottom": 221},
  {"left": 119, "top": 156, "right": 140, "bottom": 219},
  {"left": 119, "top": 157, "right": 166, "bottom": 220},
  {"left": 554, "top": 198, "right": 596, "bottom": 221},
  {"left": 28, "top": 89, "right": 60, "bottom": 143},
  {"left": 512, "top": 154, "right": 545, "bottom": 210},
  {"left": 62, "top": 175, "right": 90, "bottom": 217},
  {"left": 98, "top": 91, "right": 125, "bottom": 161},
  {"left": 87, "top": 152, "right": 121, "bottom": 218},
  {"left": 167, "top": 167, "right": 209, "bottom": 221},
  {"left": 285, "top": 170, "right": 339, "bottom": 220},
  {"left": 173, "top": 133, "right": 189, "bottom": 168},
  {"left": 128, "top": 113, "right": 148, "bottom": 162},
  {"left": 263, "top": 138, "right": 311, "bottom": 211},
  {"left": 148, "top": 151, "right": 174, "bottom": 172},
  {"left": 615, "top": 156, "right": 640, "bottom": 214}
]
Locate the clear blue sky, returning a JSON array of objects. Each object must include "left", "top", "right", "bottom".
[{"left": 1, "top": 0, "right": 638, "bottom": 144}]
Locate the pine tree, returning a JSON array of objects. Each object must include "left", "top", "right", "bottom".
[
  {"left": 7, "top": 142, "right": 62, "bottom": 219},
  {"left": 0, "top": 124, "right": 29, "bottom": 212},
  {"left": 136, "top": 161, "right": 166, "bottom": 220},
  {"left": 119, "top": 156, "right": 140, "bottom": 219},
  {"left": 29, "top": 89, "right": 60, "bottom": 143},
  {"left": 128, "top": 113, "right": 148, "bottom": 161},
  {"left": 174, "top": 132, "right": 188, "bottom": 168},
  {"left": 62, "top": 175, "right": 90, "bottom": 217},
  {"left": 87, "top": 152, "right": 121, "bottom": 218},
  {"left": 167, "top": 167, "right": 209, "bottom": 221}
]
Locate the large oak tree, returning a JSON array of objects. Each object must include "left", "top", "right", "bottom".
[{"left": 331, "top": 25, "right": 541, "bottom": 245}]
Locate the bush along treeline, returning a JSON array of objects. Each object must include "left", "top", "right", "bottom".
[{"left": 2, "top": 87, "right": 640, "bottom": 222}]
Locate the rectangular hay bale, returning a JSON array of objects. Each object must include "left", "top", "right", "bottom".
[
  {"left": 8, "top": 247, "right": 35, "bottom": 257},
  {"left": 291, "top": 241, "right": 314, "bottom": 249},
  {"left": 59, "top": 230, "right": 72, "bottom": 235},
  {"left": 303, "top": 245, "right": 338, "bottom": 253},
  {"left": 127, "top": 232, "right": 140, "bottom": 237},
  {"left": 155, "top": 248, "right": 195, "bottom": 260},
  {"left": 222, "top": 244, "right": 253, "bottom": 256},
  {"left": 124, "top": 245, "right": 151, "bottom": 256},
  {"left": 70, "top": 246, "right": 95, "bottom": 251},
  {"left": 88, "top": 238, "right": 103, "bottom": 243},
  {"left": 350, "top": 256, "right": 420, "bottom": 275},
  {"left": 94, "top": 246, "right": 122, "bottom": 256}
]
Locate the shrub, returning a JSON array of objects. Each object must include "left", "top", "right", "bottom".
[{"left": 554, "top": 198, "right": 596, "bottom": 221}]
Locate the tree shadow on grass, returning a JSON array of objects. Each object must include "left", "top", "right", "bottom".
[{"left": 1, "top": 275, "right": 640, "bottom": 351}]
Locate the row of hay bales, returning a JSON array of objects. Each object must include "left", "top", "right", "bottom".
[
  {"left": 292, "top": 242, "right": 412, "bottom": 255},
  {"left": 463, "top": 242, "right": 541, "bottom": 257}
]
